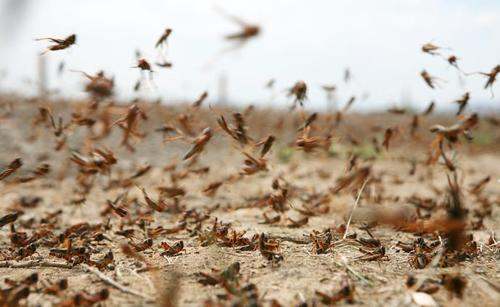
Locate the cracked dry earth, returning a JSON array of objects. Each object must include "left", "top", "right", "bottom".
[{"left": 0, "top": 97, "right": 499, "bottom": 306}]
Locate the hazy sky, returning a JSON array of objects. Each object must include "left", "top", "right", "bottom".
[{"left": 1, "top": 0, "right": 499, "bottom": 111}]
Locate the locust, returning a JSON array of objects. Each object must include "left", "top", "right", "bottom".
[
  {"left": 155, "top": 28, "right": 173, "bottom": 48},
  {"left": 217, "top": 7, "right": 260, "bottom": 43},
  {"left": 113, "top": 104, "right": 146, "bottom": 151},
  {"left": 183, "top": 127, "right": 213, "bottom": 160},
  {"left": 36, "top": 34, "right": 76, "bottom": 55},
  {"left": 288, "top": 81, "right": 308, "bottom": 107},
  {"left": 0, "top": 158, "right": 22, "bottom": 181},
  {"left": 192, "top": 91, "right": 208, "bottom": 108},
  {"left": 468, "top": 65, "right": 500, "bottom": 97},
  {"left": 421, "top": 42, "right": 442, "bottom": 56},
  {"left": 420, "top": 70, "right": 442, "bottom": 89},
  {"left": 453, "top": 92, "right": 470, "bottom": 115}
]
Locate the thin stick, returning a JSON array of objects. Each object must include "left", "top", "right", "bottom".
[
  {"left": 343, "top": 178, "right": 369, "bottom": 239},
  {"left": 80, "top": 264, "right": 151, "bottom": 299},
  {"left": 0, "top": 260, "right": 72, "bottom": 269}
]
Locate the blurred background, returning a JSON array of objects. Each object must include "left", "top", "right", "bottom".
[{"left": 0, "top": 0, "right": 499, "bottom": 112}]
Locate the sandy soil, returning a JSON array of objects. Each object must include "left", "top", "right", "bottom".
[{"left": 0, "top": 96, "right": 499, "bottom": 306}]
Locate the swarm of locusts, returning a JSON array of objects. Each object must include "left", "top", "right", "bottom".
[{"left": 0, "top": 13, "right": 499, "bottom": 307}]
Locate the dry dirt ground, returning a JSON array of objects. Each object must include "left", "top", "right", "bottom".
[{"left": 0, "top": 96, "right": 499, "bottom": 306}]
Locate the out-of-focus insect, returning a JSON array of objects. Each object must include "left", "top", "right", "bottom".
[
  {"left": 139, "top": 186, "right": 167, "bottom": 212},
  {"left": 330, "top": 166, "right": 370, "bottom": 194},
  {"left": 410, "top": 115, "right": 419, "bottom": 137},
  {"left": 36, "top": 34, "right": 76, "bottom": 55},
  {"left": 447, "top": 55, "right": 462, "bottom": 71},
  {"left": 256, "top": 135, "right": 275, "bottom": 158},
  {"left": 420, "top": 70, "right": 443, "bottom": 89},
  {"left": 469, "top": 65, "right": 500, "bottom": 97},
  {"left": 344, "top": 68, "right": 352, "bottom": 83},
  {"left": 429, "top": 113, "right": 478, "bottom": 144},
  {"left": 132, "top": 58, "right": 154, "bottom": 80},
  {"left": 422, "top": 101, "right": 435, "bottom": 116},
  {"left": 72, "top": 70, "right": 114, "bottom": 99},
  {"left": 0, "top": 158, "right": 22, "bottom": 181},
  {"left": 155, "top": 60, "right": 173, "bottom": 69},
  {"left": 106, "top": 194, "right": 129, "bottom": 218},
  {"left": 129, "top": 238, "right": 153, "bottom": 252},
  {"left": 57, "top": 61, "right": 65, "bottom": 76},
  {"left": 160, "top": 241, "right": 184, "bottom": 256},
  {"left": 441, "top": 274, "right": 467, "bottom": 299},
  {"left": 453, "top": 92, "right": 470, "bottom": 116},
  {"left": 382, "top": 127, "right": 397, "bottom": 150},
  {"left": 288, "top": 81, "right": 308, "bottom": 107},
  {"left": 297, "top": 112, "right": 318, "bottom": 132},
  {"left": 240, "top": 152, "right": 267, "bottom": 175},
  {"left": 113, "top": 104, "right": 146, "bottom": 151},
  {"left": 192, "top": 91, "right": 208, "bottom": 108},
  {"left": 183, "top": 128, "right": 213, "bottom": 160},
  {"left": 469, "top": 176, "right": 490, "bottom": 195},
  {"left": 203, "top": 181, "right": 223, "bottom": 197},
  {"left": 0, "top": 212, "right": 19, "bottom": 228},
  {"left": 218, "top": 7, "right": 260, "bottom": 43},
  {"left": 422, "top": 42, "right": 442, "bottom": 56},
  {"left": 155, "top": 28, "right": 173, "bottom": 48},
  {"left": 342, "top": 96, "right": 356, "bottom": 113},
  {"left": 265, "top": 79, "right": 275, "bottom": 89}
]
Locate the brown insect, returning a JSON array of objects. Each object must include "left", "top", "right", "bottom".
[
  {"left": 134, "top": 58, "right": 153, "bottom": 72},
  {"left": 429, "top": 113, "right": 478, "bottom": 144},
  {"left": 113, "top": 104, "right": 147, "bottom": 151},
  {"left": 342, "top": 96, "right": 356, "bottom": 112},
  {"left": 155, "top": 28, "right": 173, "bottom": 48},
  {"left": 139, "top": 186, "right": 167, "bottom": 212},
  {"left": 218, "top": 8, "right": 260, "bottom": 43},
  {"left": 420, "top": 70, "right": 442, "bottom": 89},
  {"left": 240, "top": 151, "right": 268, "bottom": 175},
  {"left": 421, "top": 42, "right": 441, "bottom": 56},
  {"left": 330, "top": 166, "right": 370, "bottom": 194},
  {"left": 382, "top": 127, "right": 397, "bottom": 150},
  {"left": 192, "top": 91, "right": 208, "bottom": 108},
  {"left": 183, "top": 127, "right": 213, "bottom": 160},
  {"left": 0, "top": 212, "right": 19, "bottom": 229},
  {"left": 297, "top": 112, "right": 318, "bottom": 132},
  {"left": 0, "top": 158, "right": 22, "bottom": 181},
  {"left": 133, "top": 58, "right": 155, "bottom": 80},
  {"left": 295, "top": 126, "right": 329, "bottom": 152},
  {"left": 155, "top": 60, "right": 173, "bottom": 69},
  {"left": 72, "top": 70, "right": 114, "bottom": 99},
  {"left": 288, "top": 81, "right": 308, "bottom": 107},
  {"left": 203, "top": 181, "right": 223, "bottom": 197},
  {"left": 160, "top": 241, "right": 184, "bottom": 256},
  {"left": 256, "top": 135, "right": 275, "bottom": 158},
  {"left": 453, "top": 92, "right": 470, "bottom": 115},
  {"left": 410, "top": 115, "right": 419, "bottom": 137},
  {"left": 441, "top": 274, "right": 467, "bottom": 299},
  {"left": 128, "top": 238, "right": 154, "bottom": 252},
  {"left": 447, "top": 55, "right": 462, "bottom": 71},
  {"left": 105, "top": 194, "right": 129, "bottom": 218},
  {"left": 258, "top": 233, "right": 283, "bottom": 261},
  {"left": 470, "top": 64, "right": 500, "bottom": 97},
  {"left": 422, "top": 101, "right": 435, "bottom": 116},
  {"left": 36, "top": 34, "right": 76, "bottom": 55},
  {"left": 469, "top": 176, "right": 490, "bottom": 195}
]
